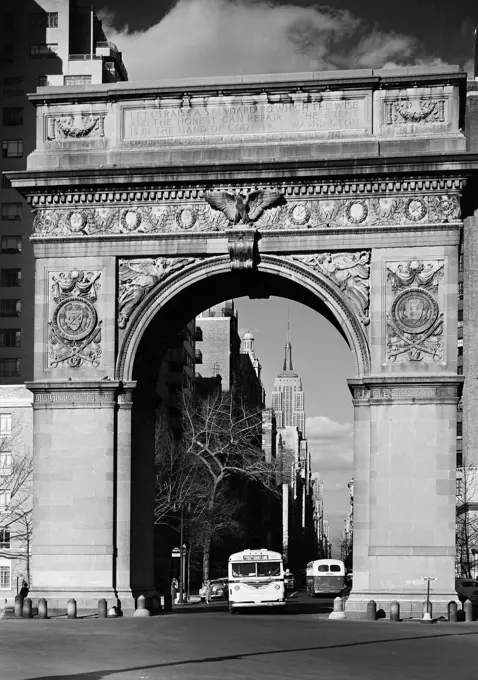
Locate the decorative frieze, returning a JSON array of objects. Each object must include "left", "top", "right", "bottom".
[
  {"left": 290, "top": 251, "right": 370, "bottom": 325},
  {"left": 349, "top": 382, "right": 460, "bottom": 403},
  {"left": 386, "top": 259, "right": 445, "bottom": 364},
  {"left": 48, "top": 270, "right": 103, "bottom": 369},
  {"left": 384, "top": 98, "right": 446, "bottom": 126},
  {"left": 31, "top": 192, "right": 462, "bottom": 238},
  {"left": 118, "top": 257, "right": 194, "bottom": 329},
  {"left": 46, "top": 113, "right": 106, "bottom": 141}
]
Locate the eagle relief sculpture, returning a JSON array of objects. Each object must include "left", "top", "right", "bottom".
[{"left": 204, "top": 189, "right": 284, "bottom": 227}]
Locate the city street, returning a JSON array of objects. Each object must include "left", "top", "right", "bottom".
[{"left": 1, "top": 592, "right": 478, "bottom": 680}]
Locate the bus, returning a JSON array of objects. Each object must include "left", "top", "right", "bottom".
[
  {"left": 306, "top": 559, "right": 346, "bottom": 597},
  {"left": 228, "top": 549, "right": 286, "bottom": 613}
]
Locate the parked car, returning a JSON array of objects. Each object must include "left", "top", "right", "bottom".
[
  {"left": 455, "top": 578, "right": 478, "bottom": 603},
  {"left": 199, "top": 578, "right": 229, "bottom": 602}
]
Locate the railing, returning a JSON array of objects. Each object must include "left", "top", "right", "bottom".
[
  {"left": 96, "top": 41, "right": 118, "bottom": 52},
  {"left": 69, "top": 54, "right": 102, "bottom": 61}
]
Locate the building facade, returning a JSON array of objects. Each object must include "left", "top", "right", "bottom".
[{"left": 271, "top": 336, "right": 305, "bottom": 435}]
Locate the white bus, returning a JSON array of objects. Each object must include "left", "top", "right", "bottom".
[
  {"left": 306, "top": 559, "right": 346, "bottom": 597},
  {"left": 228, "top": 549, "right": 286, "bottom": 613}
]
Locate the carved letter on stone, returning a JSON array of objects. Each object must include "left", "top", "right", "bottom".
[
  {"left": 290, "top": 252, "right": 371, "bottom": 325},
  {"left": 205, "top": 189, "right": 284, "bottom": 226},
  {"left": 118, "top": 257, "right": 194, "bottom": 329},
  {"left": 386, "top": 259, "right": 444, "bottom": 363},
  {"left": 48, "top": 270, "right": 102, "bottom": 368}
]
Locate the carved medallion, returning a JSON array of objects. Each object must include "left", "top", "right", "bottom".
[
  {"left": 289, "top": 203, "right": 310, "bottom": 226},
  {"left": 391, "top": 289, "right": 438, "bottom": 335},
  {"left": 176, "top": 207, "right": 197, "bottom": 229},
  {"left": 67, "top": 210, "right": 88, "bottom": 232},
  {"left": 52, "top": 298, "right": 98, "bottom": 342},
  {"left": 121, "top": 209, "right": 142, "bottom": 232},
  {"left": 404, "top": 197, "right": 427, "bottom": 222},
  {"left": 346, "top": 200, "right": 368, "bottom": 224}
]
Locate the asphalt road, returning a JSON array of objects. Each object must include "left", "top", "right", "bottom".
[{"left": 1, "top": 591, "right": 478, "bottom": 680}]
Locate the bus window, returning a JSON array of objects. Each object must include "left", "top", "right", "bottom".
[
  {"left": 318, "top": 565, "right": 329, "bottom": 572},
  {"left": 330, "top": 565, "right": 341, "bottom": 572},
  {"left": 257, "top": 561, "right": 281, "bottom": 577},
  {"left": 232, "top": 563, "right": 256, "bottom": 577}
]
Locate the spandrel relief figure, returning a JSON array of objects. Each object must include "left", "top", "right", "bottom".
[{"left": 118, "top": 257, "right": 192, "bottom": 329}]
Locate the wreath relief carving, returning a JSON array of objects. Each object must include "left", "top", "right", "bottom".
[
  {"left": 48, "top": 270, "right": 102, "bottom": 368},
  {"left": 386, "top": 259, "right": 444, "bottom": 363}
]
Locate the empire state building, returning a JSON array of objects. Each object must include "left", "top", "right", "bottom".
[{"left": 271, "top": 335, "right": 305, "bottom": 436}]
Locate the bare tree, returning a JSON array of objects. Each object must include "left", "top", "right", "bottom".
[
  {"left": 456, "top": 459, "right": 478, "bottom": 578},
  {"left": 0, "top": 421, "right": 33, "bottom": 587}
]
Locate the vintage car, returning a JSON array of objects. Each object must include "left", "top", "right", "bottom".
[{"left": 199, "top": 578, "right": 229, "bottom": 602}]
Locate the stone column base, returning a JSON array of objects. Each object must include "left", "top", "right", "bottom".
[
  {"left": 345, "top": 590, "right": 459, "bottom": 620},
  {"left": 26, "top": 587, "right": 161, "bottom": 617}
]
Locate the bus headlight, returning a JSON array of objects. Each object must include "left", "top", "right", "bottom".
[
  {"left": 275, "top": 584, "right": 281, "bottom": 590},
  {"left": 234, "top": 585, "right": 240, "bottom": 591}
]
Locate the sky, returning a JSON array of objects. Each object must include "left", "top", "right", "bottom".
[{"left": 91, "top": 0, "right": 478, "bottom": 544}]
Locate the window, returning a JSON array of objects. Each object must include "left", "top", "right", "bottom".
[
  {"left": 30, "top": 44, "right": 59, "bottom": 59},
  {"left": 64, "top": 75, "right": 92, "bottom": 86},
  {"left": 456, "top": 478, "right": 463, "bottom": 496},
  {"left": 0, "top": 452, "right": 12, "bottom": 475},
  {"left": 457, "top": 365, "right": 463, "bottom": 375},
  {"left": 1, "top": 204, "right": 21, "bottom": 221},
  {"left": 0, "top": 529, "right": 10, "bottom": 549},
  {"left": 0, "top": 565, "right": 10, "bottom": 589},
  {"left": 2, "top": 108, "right": 23, "bottom": 126},
  {"left": 1, "top": 236, "right": 22, "bottom": 253},
  {"left": 0, "top": 415, "right": 11, "bottom": 436},
  {"left": 0, "top": 269, "right": 21, "bottom": 286},
  {"left": 0, "top": 330, "right": 20, "bottom": 348},
  {"left": 318, "top": 565, "right": 329, "bottom": 572},
  {"left": 457, "top": 450, "right": 463, "bottom": 468},
  {"left": 457, "top": 400, "right": 463, "bottom": 412},
  {"left": 0, "top": 45, "right": 15, "bottom": 64},
  {"left": 47, "top": 12, "right": 58, "bottom": 27},
  {"left": 330, "top": 565, "right": 342, "bottom": 572},
  {"left": 0, "top": 299, "right": 21, "bottom": 317},
  {"left": 0, "top": 359, "right": 20, "bottom": 377},
  {"left": 457, "top": 422, "right": 463, "bottom": 437},
  {"left": 1, "top": 175, "right": 10, "bottom": 190},
  {"left": 3, "top": 78, "right": 24, "bottom": 97},
  {"left": 459, "top": 253, "right": 464, "bottom": 272},
  {"left": 2, "top": 140, "right": 23, "bottom": 158},
  {"left": 458, "top": 338, "right": 463, "bottom": 356},
  {"left": 459, "top": 281, "right": 464, "bottom": 299},
  {"left": 37, "top": 76, "right": 49, "bottom": 88}
]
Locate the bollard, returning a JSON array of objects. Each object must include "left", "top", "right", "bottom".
[
  {"left": 448, "top": 600, "right": 457, "bottom": 622},
  {"left": 366, "top": 600, "right": 377, "bottom": 621},
  {"left": 22, "top": 597, "right": 33, "bottom": 619},
  {"left": 98, "top": 599, "right": 107, "bottom": 619},
  {"left": 14, "top": 595, "right": 23, "bottom": 618},
  {"left": 390, "top": 601, "right": 400, "bottom": 622},
  {"left": 329, "top": 596, "right": 346, "bottom": 620},
  {"left": 464, "top": 599, "right": 473, "bottom": 622},
  {"left": 38, "top": 599, "right": 48, "bottom": 620},
  {"left": 67, "top": 598, "right": 77, "bottom": 619},
  {"left": 134, "top": 594, "right": 151, "bottom": 617}
]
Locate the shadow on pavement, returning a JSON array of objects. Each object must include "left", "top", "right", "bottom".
[
  {"left": 25, "top": 629, "right": 478, "bottom": 680},
  {"left": 171, "top": 591, "right": 333, "bottom": 616}
]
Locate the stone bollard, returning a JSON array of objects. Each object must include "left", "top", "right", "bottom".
[
  {"left": 14, "top": 595, "right": 23, "bottom": 618},
  {"left": 390, "top": 601, "right": 400, "bottom": 622},
  {"left": 448, "top": 601, "right": 457, "bottom": 622},
  {"left": 22, "top": 598, "right": 33, "bottom": 619},
  {"left": 67, "top": 598, "right": 77, "bottom": 619},
  {"left": 38, "top": 599, "right": 48, "bottom": 619},
  {"left": 329, "top": 596, "right": 346, "bottom": 620},
  {"left": 464, "top": 599, "right": 473, "bottom": 622},
  {"left": 366, "top": 600, "right": 377, "bottom": 621},
  {"left": 98, "top": 599, "right": 107, "bottom": 619},
  {"left": 134, "top": 594, "right": 151, "bottom": 617}
]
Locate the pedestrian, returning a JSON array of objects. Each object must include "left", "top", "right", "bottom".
[
  {"left": 205, "top": 580, "right": 211, "bottom": 604},
  {"left": 171, "top": 578, "right": 178, "bottom": 604}
]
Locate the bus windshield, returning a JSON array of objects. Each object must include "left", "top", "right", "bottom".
[{"left": 231, "top": 561, "right": 281, "bottom": 578}]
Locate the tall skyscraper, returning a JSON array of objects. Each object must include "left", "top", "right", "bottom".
[{"left": 270, "top": 326, "right": 305, "bottom": 436}]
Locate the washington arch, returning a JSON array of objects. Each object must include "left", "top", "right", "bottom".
[{"left": 9, "top": 67, "right": 473, "bottom": 617}]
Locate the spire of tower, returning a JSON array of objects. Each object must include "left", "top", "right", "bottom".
[{"left": 283, "top": 310, "right": 293, "bottom": 371}]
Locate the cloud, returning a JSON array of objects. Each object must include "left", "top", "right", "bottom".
[
  {"left": 306, "top": 416, "right": 353, "bottom": 472},
  {"left": 102, "top": 0, "right": 454, "bottom": 82}
]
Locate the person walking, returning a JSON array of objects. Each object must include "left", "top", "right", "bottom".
[{"left": 171, "top": 578, "right": 179, "bottom": 604}]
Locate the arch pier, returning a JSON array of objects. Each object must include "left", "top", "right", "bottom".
[{"left": 9, "top": 67, "right": 471, "bottom": 616}]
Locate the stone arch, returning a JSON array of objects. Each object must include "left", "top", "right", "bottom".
[{"left": 116, "top": 253, "right": 371, "bottom": 382}]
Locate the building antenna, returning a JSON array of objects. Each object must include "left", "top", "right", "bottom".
[{"left": 287, "top": 306, "right": 290, "bottom": 344}]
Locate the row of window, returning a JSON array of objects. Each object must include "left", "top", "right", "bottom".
[
  {"left": 0, "top": 300, "right": 21, "bottom": 317},
  {"left": 2, "top": 140, "right": 23, "bottom": 158},
  {"left": 0, "top": 359, "right": 20, "bottom": 377},
  {"left": 1, "top": 43, "right": 59, "bottom": 65},
  {"left": 0, "top": 237, "right": 22, "bottom": 253},
  {"left": 2, "top": 11, "right": 58, "bottom": 30},
  {"left": 0, "top": 330, "right": 21, "bottom": 347},
  {"left": 1, "top": 204, "right": 22, "bottom": 220},
  {"left": 0, "top": 269, "right": 22, "bottom": 286},
  {"left": 0, "top": 565, "right": 10, "bottom": 590}
]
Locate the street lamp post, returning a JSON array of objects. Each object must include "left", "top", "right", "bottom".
[{"left": 178, "top": 504, "right": 185, "bottom": 604}]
